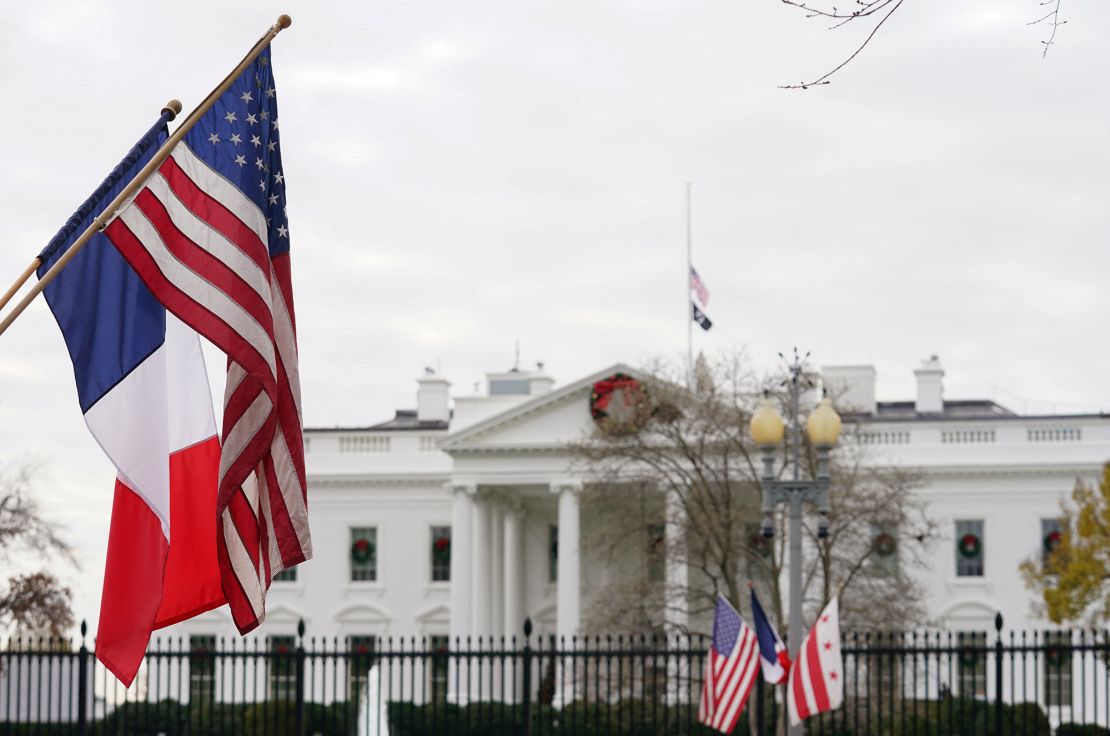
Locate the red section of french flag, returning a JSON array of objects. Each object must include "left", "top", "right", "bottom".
[{"left": 96, "top": 437, "right": 223, "bottom": 686}]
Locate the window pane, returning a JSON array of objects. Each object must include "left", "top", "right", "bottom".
[
  {"left": 269, "top": 635, "right": 297, "bottom": 701},
  {"left": 431, "top": 526, "right": 451, "bottom": 582},
  {"left": 348, "top": 635, "right": 377, "bottom": 700},
  {"left": 549, "top": 525, "right": 558, "bottom": 583},
  {"left": 956, "top": 631, "right": 986, "bottom": 697},
  {"left": 274, "top": 565, "right": 297, "bottom": 582},
  {"left": 955, "top": 520, "right": 984, "bottom": 577},
  {"left": 430, "top": 635, "right": 449, "bottom": 704},
  {"left": 646, "top": 524, "right": 665, "bottom": 582},
  {"left": 1041, "top": 518, "right": 1063, "bottom": 564},
  {"left": 870, "top": 523, "right": 898, "bottom": 577},
  {"left": 351, "top": 527, "right": 378, "bottom": 582},
  {"left": 1044, "top": 630, "right": 1072, "bottom": 707},
  {"left": 189, "top": 635, "right": 216, "bottom": 705}
]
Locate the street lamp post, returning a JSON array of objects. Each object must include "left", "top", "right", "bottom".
[{"left": 749, "top": 351, "right": 841, "bottom": 736}]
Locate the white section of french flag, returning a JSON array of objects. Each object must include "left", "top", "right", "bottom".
[{"left": 87, "top": 315, "right": 225, "bottom": 685}]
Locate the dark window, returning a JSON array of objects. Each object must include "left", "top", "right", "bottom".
[
  {"left": 1041, "top": 518, "right": 1063, "bottom": 564},
  {"left": 269, "top": 635, "right": 297, "bottom": 701},
  {"left": 549, "top": 525, "right": 558, "bottom": 583},
  {"left": 646, "top": 523, "right": 665, "bottom": 582},
  {"left": 431, "top": 526, "right": 451, "bottom": 582},
  {"left": 273, "top": 565, "right": 297, "bottom": 582},
  {"left": 869, "top": 523, "right": 898, "bottom": 577},
  {"left": 955, "top": 520, "right": 984, "bottom": 577},
  {"left": 348, "top": 635, "right": 377, "bottom": 700},
  {"left": 189, "top": 635, "right": 216, "bottom": 705},
  {"left": 1044, "top": 630, "right": 1072, "bottom": 707},
  {"left": 351, "top": 527, "right": 378, "bottom": 582},
  {"left": 430, "top": 635, "right": 449, "bottom": 704},
  {"left": 957, "top": 631, "right": 986, "bottom": 697}
]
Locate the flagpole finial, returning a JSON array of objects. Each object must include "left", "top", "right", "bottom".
[
  {"left": 276, "top": 14, "right": 292, "bottom": 30},
  {"left": 161, "top": 100, "right": 183, "bottom": 120}
]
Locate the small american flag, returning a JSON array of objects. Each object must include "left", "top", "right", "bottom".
[
  {"left": 104, "top": 44, "right": 310, "bottom": 634},
  {"left": 698, "top": 595, "right": 760, "bottom": 733},
  {"left": 787, "top": 597, "right": 844, "bottom": 726},
  {"left": 690, "top": 266, "right": 710, "bottom": 307}
]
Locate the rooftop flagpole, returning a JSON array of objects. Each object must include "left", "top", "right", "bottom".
[
  {"left": 0, "top": 99, "right": 184, "bottom": 316},
  {"left": 686, "top": 182, "right": 693, "bottom": 390},
  {"left": 0, "top": 14, "right": 293, "bottom": 339}
]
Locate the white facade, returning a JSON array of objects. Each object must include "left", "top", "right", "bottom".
[{"left": 164, "top": 357, "right": 1110, "bottom": 696}]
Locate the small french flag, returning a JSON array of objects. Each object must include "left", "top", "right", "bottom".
[{"left": 751, "top": 588, "right": 792, "bottom": 684}]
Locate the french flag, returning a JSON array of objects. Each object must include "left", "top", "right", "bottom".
[
  {"left": 751, "top": 588, "right": 792, "bottom": 684},
  {"left": 37, "top": 113, "right": 225, "bottom": 685}
]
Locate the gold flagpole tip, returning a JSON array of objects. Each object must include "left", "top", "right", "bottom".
[
  {"left": 276, "top": 14, "right": 292, "bottom": 30},
  {"left": 161, "top": 99, "right": 183, "bottom": 120}
]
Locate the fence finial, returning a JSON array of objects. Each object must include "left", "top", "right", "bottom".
[
  {"left": 524, "top": 618, "right": 533, "bottom": 637},
  {"left": 297, "top": 618, "right": 306, "bottom": 638},
  {"left": 994, "top": 612, "right": 1003, "bottom": 632}
]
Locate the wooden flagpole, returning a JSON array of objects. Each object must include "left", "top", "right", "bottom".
[
  {"left": 0, "top": 14, "right": 293, "bottom": 339},
  {"left": 0, "top": 99, "right": 184, "bottom": 316}
]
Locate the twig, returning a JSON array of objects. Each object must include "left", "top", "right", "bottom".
[
  {"left": 780, "top": 0, "right": 905, "bottom": 89},
  {"left": 1028, "top": 0, "right": 1065, "bottom": 58}
]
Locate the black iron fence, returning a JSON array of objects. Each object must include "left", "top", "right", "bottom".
[{"left": 3, "top": 614, "right": 1110, "bottom": 735}]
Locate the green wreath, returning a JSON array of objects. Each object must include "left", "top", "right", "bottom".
[
  {"left": 749, "top": 533, "right": 772, "bottom": 558},
  {"left": 957, "top": 533, "right": 981, "bottom": 559},
  {"left": 1045, "top": 646, "right": 1065, "bottom": 668},
  {"left": 958, "top": 648, "right": 979, "bottom": 669},
  {"left": 433, "top": 536, "right": 451, "bottom": 563},
  {"left": 1043, "top": 530, "right": 1062, "bottom": 555},
  {"left": 351, "top": 538, "right": 375, "bottom": 565},
  {"left": 873, "top": 533, "right": 897, "bottom": 558}
]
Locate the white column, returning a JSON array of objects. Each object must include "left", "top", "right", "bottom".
[
  {"left": 490, "top": 498, "right": 505, "bottom": 640},
  {"left": 503, "top": 504, "right": 525, "bottom": 640},
  {"left": 663, "top": 487, "right": 689, "bottom": 633},
  {"left": 554, "top": 482, "right": 581, "bottom": 639},
  {"left": 472, "top": 492, "right": 492, "bottom": 637},
  {"left": 448, "top": 483, "right": 475, "bottom": 705}
]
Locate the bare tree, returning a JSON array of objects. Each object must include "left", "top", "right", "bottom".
[
  {"left": 571, "top": 353, "right": 935, "bottom": 636},
  {"left": 0, "top": 461, "right": 76, "bottom": 637},
  {"left": 777, "top": 0, "right": 1067, "bottom": 88}
]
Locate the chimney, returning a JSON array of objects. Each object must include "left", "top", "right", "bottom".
[
  {"left": 821, "top": 365, "right": 876, "bottom": 415},
  {"left": 914, "top": 355, "right": 944, "bottom": 414},
  {"left": 417, "top": 367, "right": 451, "bottom": 423}
]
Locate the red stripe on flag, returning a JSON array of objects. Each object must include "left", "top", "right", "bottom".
[
  {"left": 158, "top": 156, "right": 271, "bottom": 273},
  {"left": 792, "top": 648, "right": 810, "bottom": 721},
  {"left": 806, "top": 625, "right": 831, "bottom": 713}
]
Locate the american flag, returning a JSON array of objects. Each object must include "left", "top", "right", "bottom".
[
  {"left": 698, "top": 595, "right": 760, "bottom": 733},
  {"left": 690, "top": 266, "right": 710, "bottom": 307},
  {"left": 787, "top": 597, "right": 844, "bottom": 726},
  {"left": 104, "top": 44, "right": 310, "bottom": 634}
]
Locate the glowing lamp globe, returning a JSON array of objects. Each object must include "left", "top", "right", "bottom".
[
  {"left": 806, "top": 398, "right": 842, "bottom": 447},
  {"left": 750, "top": 398, "right": 785, "bottom": 447}
]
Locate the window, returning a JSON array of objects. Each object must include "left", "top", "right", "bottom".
[
  {"left": 273, "top": 565, "right": 297, "bottom": 582},
  {"left": 1044, "top": 630, "right": 1072, "bottom": 707},
  {"left": 955, "top": 520, "right": 984, "bottom": 577},
  {"left": 956, "top": 631, "right": 987, "bottom": 697},
  {"left": 429, "top": 635, "right": 449, "bottom": 704},
  {"left": 869, "top": 524, "right": 898, "bottom": 577},
  {"left": 549, "top": 525, "right": 558, "bottom": 583},
  {"left": 431, "top": 526, "right": 451, "bottom": 582},
  {"left": 348, "top": 635, "right": 377, "bottom": 699},
  {"left": 350, "top": 527, "right": 378, "bottom": 582},
  {"left": 189, "top": 635, "right": 216, "bottom": 705},
  {"left": 646, "top": 524, "right": 665, "bottom": 582},
  {"left": 1041, "top": 518, "right": 1063, "bottom": 564},
  {"left": 269, "top": 635, "right": 297, "bottom": 701}
]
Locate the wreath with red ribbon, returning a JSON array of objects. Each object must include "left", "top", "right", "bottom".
[
  {"left": 1043, "top": 530, "right": 1062, "bottom": 555},
  {"left": 433, "top": 536, "right": 451, "bottom": 563},
  {"left": 873, "top": 533, "right": 897, "bottom": 558},
  {"left": 351, "top": 538, "right": 375, "bottom": 565},
  {"left": 958, "top": 533, "right": 981, "bottom": 559},
  {"left": 589, "top": 372, "right": 646, "bottom": 432}
]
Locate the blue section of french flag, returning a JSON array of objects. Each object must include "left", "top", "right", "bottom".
[
  {"left": 751, "top": 588, "right": 792, "bottom": 685},
  {"left": 38, "top": 118, "right": 225, "bottom": 685}
]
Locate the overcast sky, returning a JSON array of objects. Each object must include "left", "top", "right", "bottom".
[{"left": 2, "top": 0, "right": 1109, "bottom": 632}]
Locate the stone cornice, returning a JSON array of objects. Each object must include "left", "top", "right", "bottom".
[{"left": 309, "top": 474, "right": 449, "bottom": 488}]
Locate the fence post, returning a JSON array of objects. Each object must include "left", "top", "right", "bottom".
[
  {"left": 993, "top": 612, "right": 1003, "bottom": 735},
  {"left": 522, "top": 618, "right": 533, "bottom": 736},
  {"left": 77, "top": 619, "right": 88, "bottom": 736},
  {"left": 296, "top": 618, "right": 306, "bottom": 736}
]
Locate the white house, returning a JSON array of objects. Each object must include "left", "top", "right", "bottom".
[{"left": 160, "top": 355, "right": 1110, "bottom": 714}]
